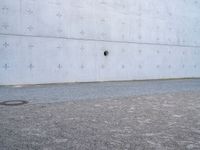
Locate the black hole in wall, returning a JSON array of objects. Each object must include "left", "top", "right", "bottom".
[{"left": 104, "top": 51, "right": 109, "bottom": 56}]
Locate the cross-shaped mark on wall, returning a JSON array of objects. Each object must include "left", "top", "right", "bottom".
[
  {"left": 58, "top": 64, "right": 62, "bottom": 69},
  {"left": 27, "top": 26, "right": 34, "bottom": 31},
  {"left": 3, "top": 42, "right": 9, "bottom": 48},
  {"left": 2, "top": 24, "right": 9, "bottom": 29},
  {"left": 57, "top": 28, "right": 63, "bottom": 33},
  {"left": 80, "top": 46, "right": 85, "bottom": 51},
  {"left": 101, "top": 32, "right": 106, "bottom": 37},
  {"left": 2, "top": 6, "right": 8, "bottom": 12},
  {"left": 26, "top": 9, "right": 33, "bottom": 15},
  {"left": 3, "top": 64, "right": 9, "bottom": 70},
  {"left": 29, "top": 64, "right": 34, "bottom": 70},
  {"left": 57, "top": 46, "right": 62, "bottom": 49},
  {"left": 80, "top": 30, "right": 85, "bottom": 35},
  {"left": 48, "top": 1, "right": 61, "bottom": 6},
  {"left": 81, "top": 65, "right": 84, "bottom": 69},
  {"left": 100, "top": 1, "right": 106, "bottom": 4},
  {"left": 28, "top": 44, "right": 34, "bottom": 49},
  {"left": 56, "top": 13, "right": 62, "bottom": 18},
  {"left": 101, "top": 18, "right": 105, "bottom": 22}
]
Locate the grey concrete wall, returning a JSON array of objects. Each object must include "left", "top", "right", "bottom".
[{"left": 0, "top": 0, "right": 200, "bottom": 85}]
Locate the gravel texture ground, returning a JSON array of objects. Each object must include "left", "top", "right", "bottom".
[
  {"left": 1, "top": 79, "right": 200, "bottom": 104},
  {"left": 0, "top": 79, "right": 200, "bottom": 150}
]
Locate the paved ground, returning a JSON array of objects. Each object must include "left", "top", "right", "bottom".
[
  {"left": 1, "top": 79, "right": 200, "bottom": 104},
  {"left": 0, "top": 79, "right": 200, "bottom": 150}
]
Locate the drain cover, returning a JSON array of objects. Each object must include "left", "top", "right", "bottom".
[{"left": 0, "top": 100, "right": 28, "bottom": 106}]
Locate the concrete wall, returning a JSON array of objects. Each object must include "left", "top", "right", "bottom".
[{"left": 0, "top": 0, "right": 200, "bottom": 85}]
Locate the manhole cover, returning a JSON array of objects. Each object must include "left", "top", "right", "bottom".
[{"left": 0, "top": 100, "right": 28, "bottom": 106}]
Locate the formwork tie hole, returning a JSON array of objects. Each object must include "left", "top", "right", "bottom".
[{"left": 104, "top": 50, "right": 109, "bottom": 56}]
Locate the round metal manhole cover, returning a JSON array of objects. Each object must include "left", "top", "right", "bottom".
[{"left": 0, "top": 100, "right": 28, "bottom": 106}]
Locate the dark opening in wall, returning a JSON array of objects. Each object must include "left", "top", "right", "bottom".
[{"left": 104, "top": 51, "right": 109, "bottom": 56}]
